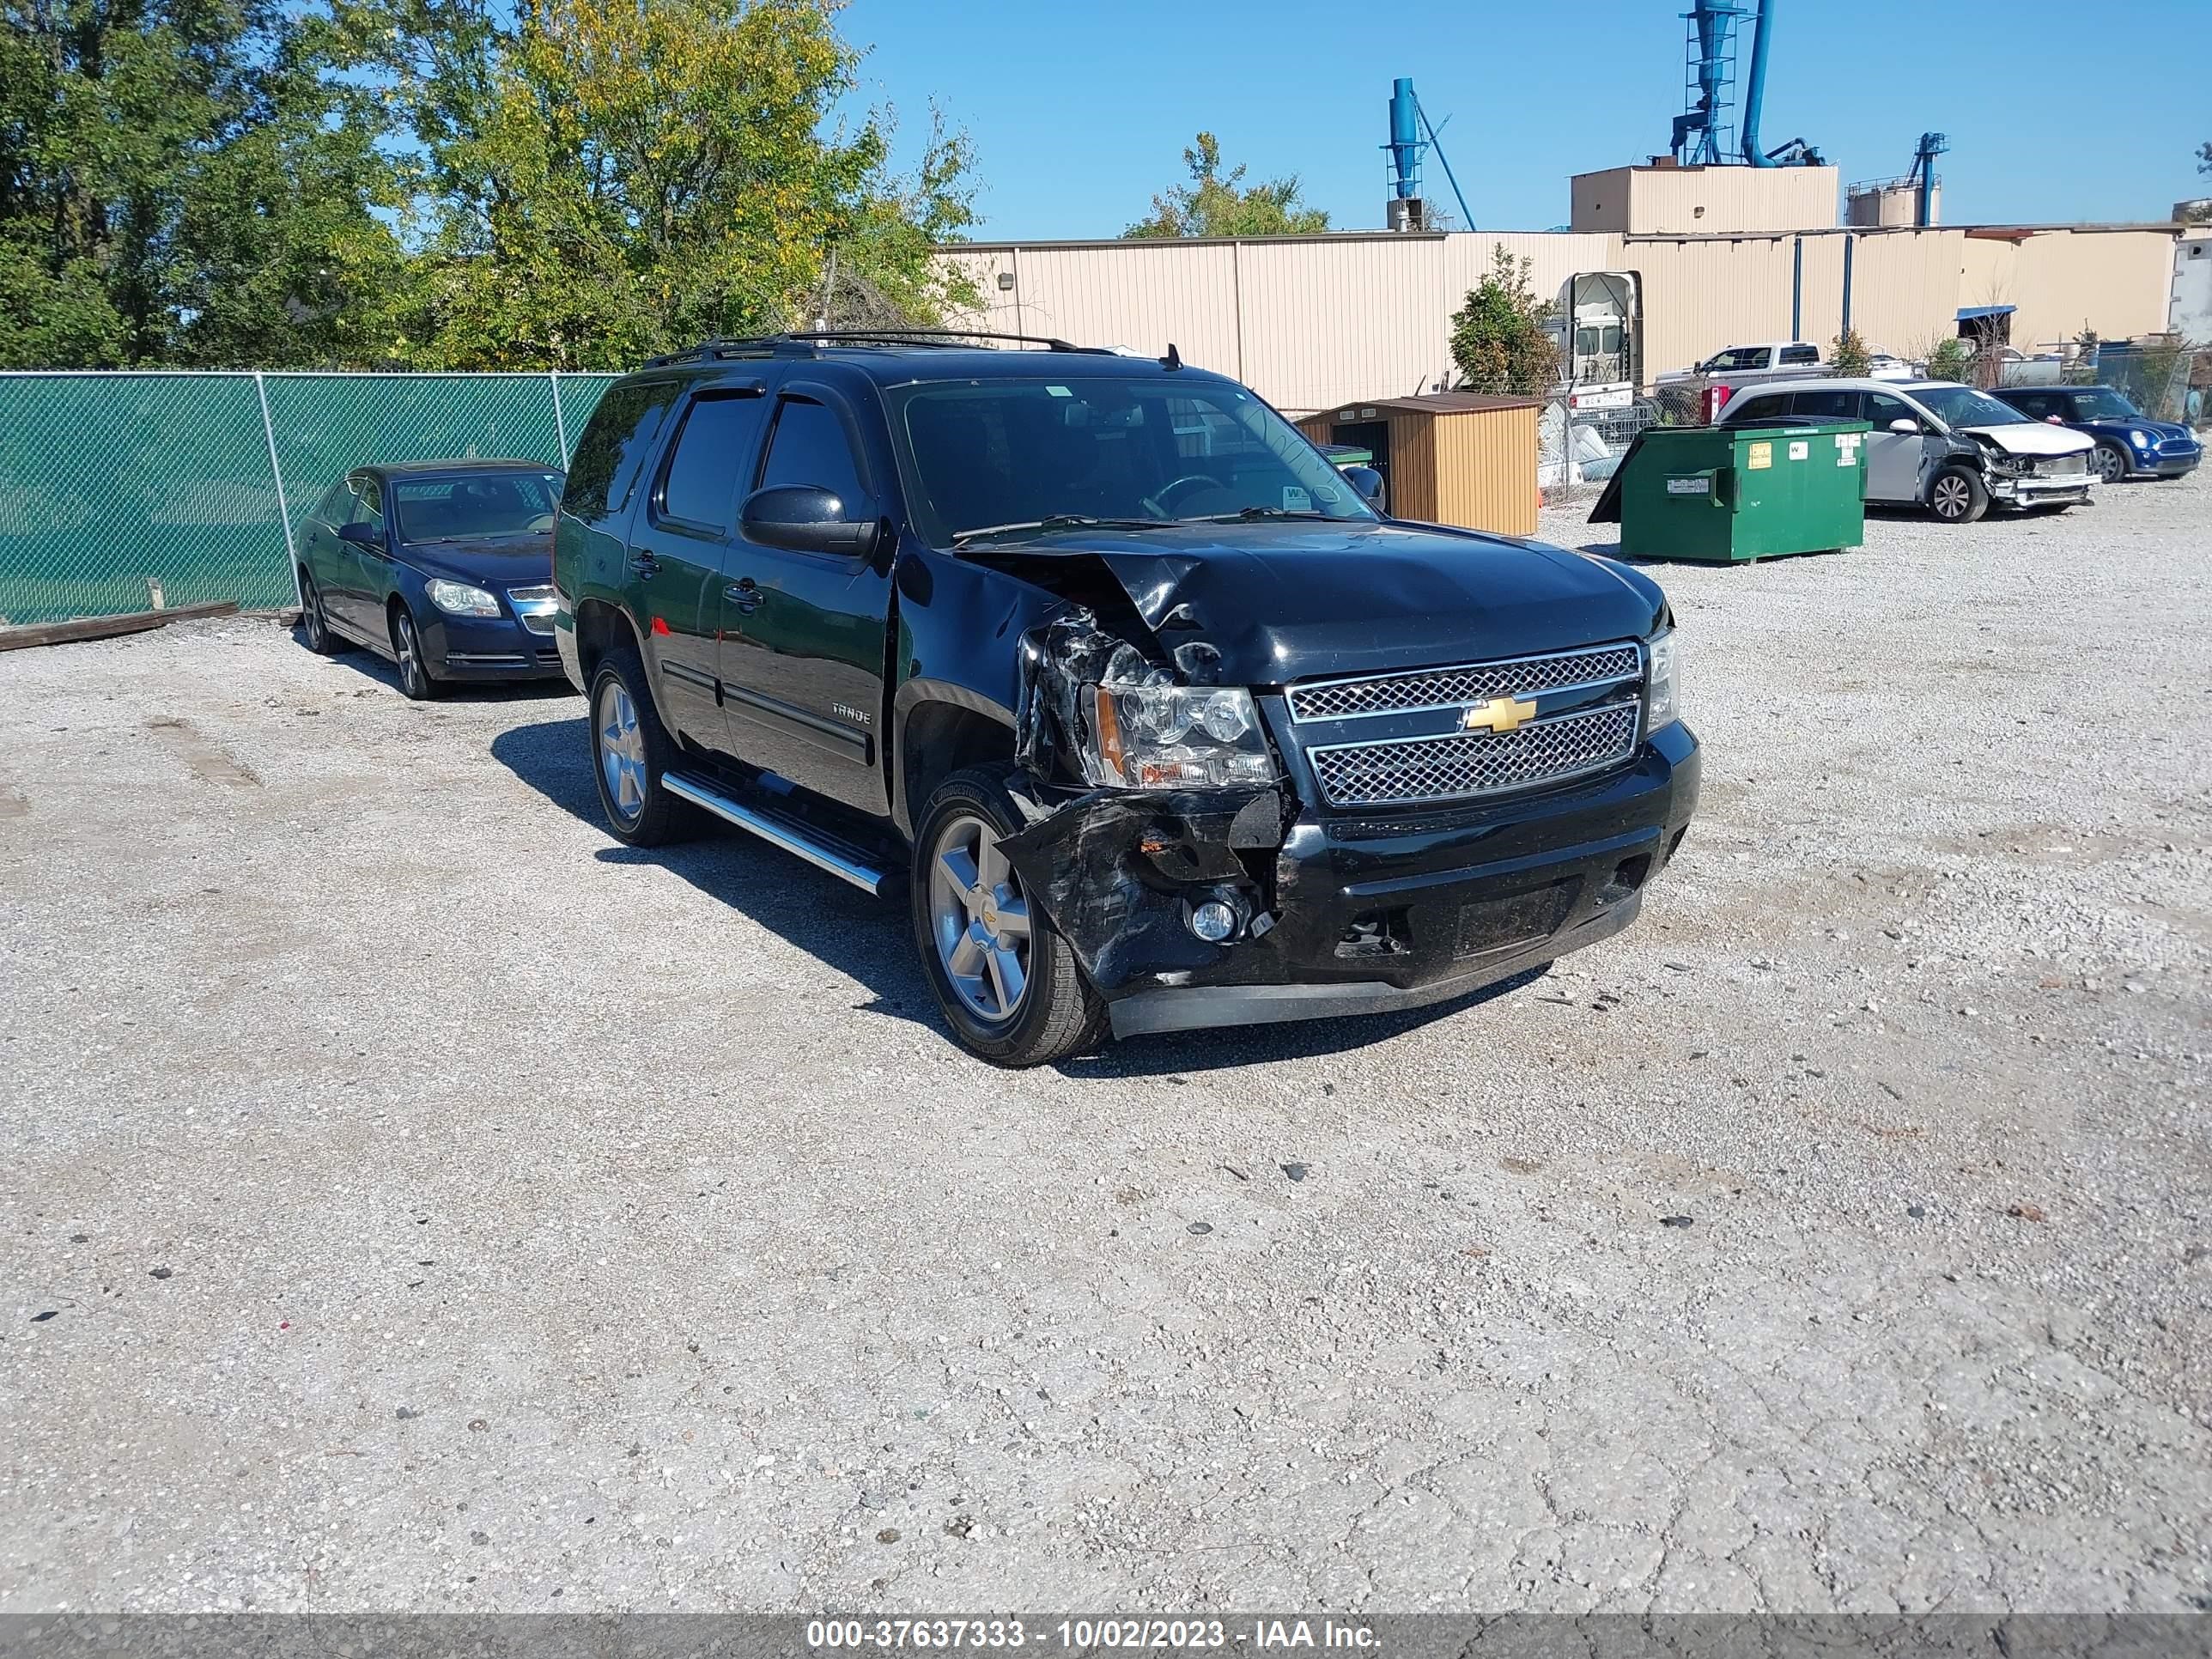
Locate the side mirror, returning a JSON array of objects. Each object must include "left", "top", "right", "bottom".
[
  {"left": 1341, "top": 465, "right": 1386, "bottom": 509},
  {"left": 1888, "top": 418, "right": 1920, "bottom": 436},
  {"left": 337, "top": 520, "right": 381, "bottom": 545},
  {"left": 740, "top": 484, "right": 882, "bottom": 557}
]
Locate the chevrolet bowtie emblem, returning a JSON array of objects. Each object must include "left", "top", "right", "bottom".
[{"left": 1462, "top": 695, "right": 1538, "bottom": 734}]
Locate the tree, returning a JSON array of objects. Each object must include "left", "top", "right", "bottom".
[
  {"left": 1447, "top": 245, "right": 1558, "bottom": 395},
  {"left": 347, "top": 0, "right": 977, "bottom": 368},
  {"left": 0, "top": 0, "right": 407, "bottom": 367},
  {"left": 1124, "top": 132, "right": 1328, "bottom": 239},
  {"left": 1829, "top": 327, "right": 1870, "bottom": 378},
  {"left": 1926, "top": 337, "right": 1972, "bottom": 384}
]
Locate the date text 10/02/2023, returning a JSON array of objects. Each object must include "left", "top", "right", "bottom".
[{"left": 804, "top": 1618, "right": 1381, "bottom": 1650}]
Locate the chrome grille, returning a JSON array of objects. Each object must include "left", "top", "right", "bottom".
[
  {"left": 509, "top": 583, "right": 557, "bottom": 635},
  {"left": 1289, "top": 642, "right": 1642, "bottom": 723},
  {"left": 1308, "top": 702, "right": 1640, "bottom": 808}
]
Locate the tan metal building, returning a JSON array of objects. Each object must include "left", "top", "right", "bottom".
[
  {"left": 1294, "top": 393, "right": 1540, "bottom": 537},
  {"left": 941, "top": 221, "right": 2182, "bottom": 417},
  {"left": 1570, "top": 163, "right": 1840, "bottom": 235}
]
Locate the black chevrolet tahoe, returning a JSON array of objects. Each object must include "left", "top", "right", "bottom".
[{"left": 552, "top": 332, "right": 1699, "bottom": 1066}]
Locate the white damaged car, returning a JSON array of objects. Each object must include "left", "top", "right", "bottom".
[{"left": 1717, "top": 378, "right": 2095, "bottom": 523}]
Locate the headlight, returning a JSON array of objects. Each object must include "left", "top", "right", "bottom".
[
  {"left": 1644, "top": 628, "right": 1682, "bottom": 732},
  {"left": 2130, "top": 429, "right": 2154, "bottom": 450},
  {"left": 426, "top": 579, "right": 500, "bottom": 617},
  {"left": 1085, "top": 679, "right": 1278, "bottom": 789}
]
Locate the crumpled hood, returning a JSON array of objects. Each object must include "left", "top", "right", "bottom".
[
  {"left": 1957, "top": 422, "right": 2094, "bottom": 458},
  {"left": 398, "top": 535, "right": 556, "bottom": 586},
  {"left": 969, "top": 520, "right": 1666, "bottom": 684}
]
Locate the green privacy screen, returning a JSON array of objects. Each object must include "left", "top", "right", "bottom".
[{"left": 0, "top": 371, "right": 617, "bottom": 624}]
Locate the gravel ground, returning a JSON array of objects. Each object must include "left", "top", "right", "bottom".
[{"left": 2, "top": 474, "right": 2209, "bottom": 1616}]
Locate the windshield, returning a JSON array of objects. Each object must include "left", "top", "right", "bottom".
[
  {"left": 2069, "top": 389, "right": 2142, "bottom": 421},
  {"left": 1912, "top": 386, "right": 2033, "bottom": 429},
  {"left": 890, "top": 377, "right": 1376, "bottom": 545},
  {"left": 394, "top": 471, "right": 564, "bottom": 541}
]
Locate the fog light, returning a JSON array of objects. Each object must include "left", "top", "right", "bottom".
[{"left": 1188, "top": 900, "right": 1237, "bottom": 942}]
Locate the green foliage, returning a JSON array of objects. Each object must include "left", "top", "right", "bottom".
[
  {"left": 1124, "top": 133, "right": 1329, "bottom": 239},
  {"left": 1925, "top": 337, "right": 1972, "bottom": 384},
  {"left": 0, "top": 0, "right": 976, "bottom": 368},
  {"left": 0, "top": 0, "right": 408, "bottom": 368},
  {"left": 1447, "top": 246, "right": 1559, "bottom": 396},
  {"left": 1829, "top": 327, "right": 1871, "bottom": 379}
]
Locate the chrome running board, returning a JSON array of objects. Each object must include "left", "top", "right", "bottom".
[{"left": 661, "top": 772, "right": 890, "bottom": 896}]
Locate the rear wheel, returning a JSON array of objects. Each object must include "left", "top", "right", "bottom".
[
  {"left": 2090, "top": 441, "right": 2130, "bottom": 484},
  {"left": 911, "top": 767, "right": 1104, "bottom": 1067},
  {"left": 391, "top": 604, "right": 438, "bottom": 700},
  {"left": 589, "top": 646, "right": 689, "bottom": 846},
  {"left": 299, "top": 571, "right": 341, "bottom": 655},
  {"left": 1928, "top": 465, "right": 1988, "bottom": 525}
]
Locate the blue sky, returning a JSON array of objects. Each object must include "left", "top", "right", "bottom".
[{"left": 842, "top": 0, "right": 2209, "bottom": 239}]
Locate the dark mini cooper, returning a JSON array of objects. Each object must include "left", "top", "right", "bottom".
[
  {"left": 1992, "top": 385, "right": 2203, "bottom": 483},
  {"left": 295, "top": 459, "right": 569, "bottom": 698}
]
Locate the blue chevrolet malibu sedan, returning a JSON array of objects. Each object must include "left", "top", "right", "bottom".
[
  {"left": 1993, "top": 385, "right": 2202, "bottom": 484},
  {"left": 295, "top": 459, "right": 570, "bottom": 699}
]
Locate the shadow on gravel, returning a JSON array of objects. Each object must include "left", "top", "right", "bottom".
[
  {"left": 304, "top": 625, "right": 582, "bottom": 703},
  {"left": 491, "top": 714, "right": 1547, "bottom": 1077}
]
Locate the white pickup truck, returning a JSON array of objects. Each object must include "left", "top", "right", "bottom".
[{"left": 1658, "top": 341, "right": 1824, "bottom": 385}]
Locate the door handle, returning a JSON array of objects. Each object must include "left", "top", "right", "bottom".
[
  {"left": 725, "top": 578, "right": 763, "bottom": 614},
  {"left": 629, "top": 552, "right": 660, "bottom": 577}
]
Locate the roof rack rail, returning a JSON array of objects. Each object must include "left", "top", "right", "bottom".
[
  {"left": 784, "top": 328, "right": 1114, "bottom": 356},
  {"left": 641, "top": 328, "right": 1117, "bottom": 371}
]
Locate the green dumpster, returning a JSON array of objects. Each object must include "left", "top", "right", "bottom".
[{"left": 1589, "top": 422, "right": 1869, "bottom": 562}]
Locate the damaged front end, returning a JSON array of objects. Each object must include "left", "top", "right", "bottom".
[{"left": 998, "top": 606, "right": 1293, "bottom": 994}]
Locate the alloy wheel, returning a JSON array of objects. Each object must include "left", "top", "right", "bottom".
[
  {"left": 1931, "top": 475, "right": 1971, "bottom": 520},
  {"left": 301, "top": 576, "right": 326, "bottom": 649},
  {"left": 394, "top": 612, "right": 427, "bottom": 697},
  {"left": 597, "top": 678, "right": 648, "bottom": 823},
  {"left": 927, "top": 812, "right": 1032, "bottom": 1024},
  {"left": 2093, "top": 446, "right": 2127, "bottom": 484}
]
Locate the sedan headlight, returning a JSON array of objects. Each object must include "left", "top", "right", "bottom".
[
  {"left": 426, "top": 578, "right": 500, "bottom": 617},
  {"left": 1644, "top": 628, "right": 1683, "bottom": 732},
  {"left": 1085, "top": 679, "right": 1277, "bottom": 789}
]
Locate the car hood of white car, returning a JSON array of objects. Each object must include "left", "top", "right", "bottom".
[{"left": 1955, "top": 422, "right": 2094, "bottom": 458}]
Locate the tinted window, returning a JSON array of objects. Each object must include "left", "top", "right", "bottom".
[
  {"left": 1865, "top": 392, "right": 1919, "bottom": 430},
  {"left": 1711, "top": 347, "right": 1767, "bottom": 371},
  {"left": 1724, "top": 393, "right": 1785, "bottom": 425},
  {"left": 659, "top": 392, "right": 768, "bottom": 530},
  {"left": 1780, "top": 344, "right": 1820, "bottom": 367},
  {"left": 313, "top": 481, "right": 352, "bottom": 523},
  {"left": 348, "top": 477, "right": 384, "bottom": 528},
  {"left": 1791, "top": 389, "right": 1860, "bottom": 420},
  {"left": 394, "top": 471, "right": 564, "bottom": 541},
  {"left": 759, "top": 398, "right": 867, "bottom": 513},
  {"left": 565, "top": 380, "right": 683, "bottom": 519},
  {"left": 2006, "top": 392, "right": 2058, "bottom": 420}
]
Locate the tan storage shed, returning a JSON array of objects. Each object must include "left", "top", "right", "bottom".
[{"left": 1297, "top": 392, "right": 1540, "bottom": 538}]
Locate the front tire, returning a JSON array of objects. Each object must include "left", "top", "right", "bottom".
[
  {"left": 588, "top": 647, "right": 689, "bottom": 847},
  {"left": 299, "top": 570, "right": 341, "bottom": 655},
  {"left": 2090, "top": 441, "right": 2130, "bottom": 484},
  {"left": 391, "top": 604, "right": 439, "bottom": 701},
  {"left": 1928, "top": 465, "right": 1988, "bottom": 525},
  {"left": 911, "top": 767, "right": 1105, "bottom": 1068}
]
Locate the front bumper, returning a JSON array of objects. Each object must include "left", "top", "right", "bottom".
[
  {"left": 2136, "top": 448, "right": 2200, "bottom": 478},
  {"left": 417, "top": 610, "right": 569, "bottom": 682},
  {"left": 1989, "top": 471, "right": 2092, "bottom": 505},
  {"left": 1001, "top": 723, "right": 1701, "bottom": 1040}
]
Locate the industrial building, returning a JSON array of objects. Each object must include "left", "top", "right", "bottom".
[{"left": 940, "top": 0, "right": 2192, "bottom": 421}]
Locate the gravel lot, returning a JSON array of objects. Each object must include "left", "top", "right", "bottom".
[{"left": 3, "top": 473, "right": 2209, "bottom": 1616}]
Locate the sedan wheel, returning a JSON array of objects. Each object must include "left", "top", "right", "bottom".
[
  {"left": 596, "top": 677, "right": 649, "bottom": 825},
  {"left": 2092, "top": 443, "right": 2129, "bottom": 484},
  {"left": 392, "top": 607, "right": 436, "bottom": 701},
  {"left": 299, "top": 572, "right": 337, "bottom": 654},
  {"left": 927, "top": 811, "right": 1032, "bottom": 1025}
]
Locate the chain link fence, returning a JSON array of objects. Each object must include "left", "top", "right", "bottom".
[{"left": 0, "top": 371, "right": 617, "bottom": 625}]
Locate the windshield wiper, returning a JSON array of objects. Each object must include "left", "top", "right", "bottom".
[
  {"left": 1191, "top": 506, "right": 1334, "bottom": 522},
  {"left": 952, "top": 514, "right": 1172, "bottom": 545}
]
